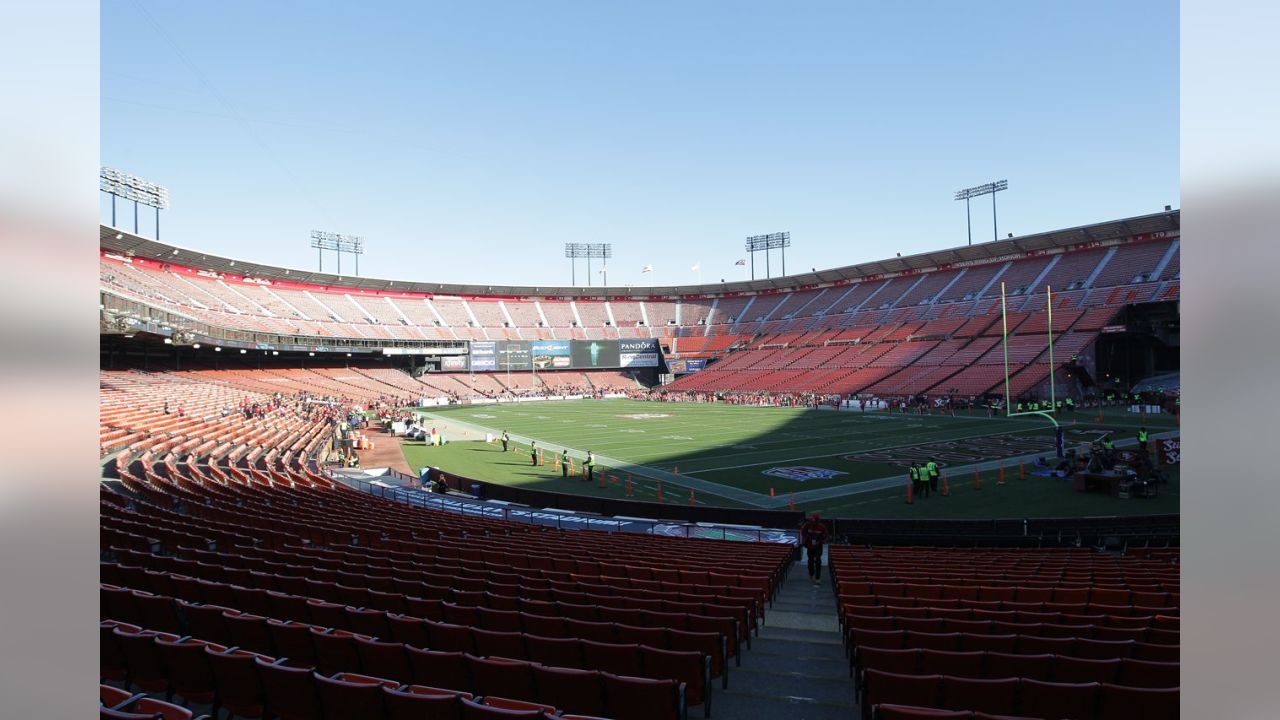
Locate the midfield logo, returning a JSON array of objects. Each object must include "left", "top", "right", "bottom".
[
  {"left": 762, "top": 466, "right": 847, "bottom": 482},
  {"left": 617, "top": 413, "right": 671, "bottom": 420}
]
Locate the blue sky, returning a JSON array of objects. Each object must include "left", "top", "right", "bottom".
[{"left": 101, "top": 1, "right": 1177, "bottom": 288}]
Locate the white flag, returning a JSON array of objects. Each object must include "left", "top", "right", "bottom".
[
  {"left": 734, "top": 258, "right": 747, "bottom": 266},
  {"left": 641, "top": 264, "right": 653, "bottom": 273},
  {"left": 691, "top": 263, "right": 700, "bottom": 272}
]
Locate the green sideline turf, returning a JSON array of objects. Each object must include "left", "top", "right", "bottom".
[{"left": 401, "top": 399, "right": 1178, "bottom": 518}]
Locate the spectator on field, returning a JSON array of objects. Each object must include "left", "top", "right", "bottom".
[{"left": 799, "top": 513, "right": 829, "bottom": 585}]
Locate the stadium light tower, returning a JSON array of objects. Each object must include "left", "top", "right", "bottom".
[
  {"left": 954, "top": 180, "right": 1008, "bottom": 245},
  {"left": 744, "top": 232, "right": 791, "bottom": 280},
  {"left": 100, "top": 167, "right": 169, "bottom": 238},
  {"left": 564, "top": 243, "right": 612, "bottom": 286},
  {"left": 310, "top": 231, "right": 365, "bottom": 275}
]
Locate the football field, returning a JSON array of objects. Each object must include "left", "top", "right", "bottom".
[{"left": 405, "top": 399, "right": 1179, "bottom": 519}]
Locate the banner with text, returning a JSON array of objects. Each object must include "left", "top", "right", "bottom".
[
  {"left": 619, "top": 338, "right": 660, "bottom": 368},
  {"left": 530, "top": 340, "right": 572, "bottom": 369},
  {"left": 470, "top": 341, "right": 497, "bottom": 371}
]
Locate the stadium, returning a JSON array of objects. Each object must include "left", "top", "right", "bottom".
[{"left": 98, "top": 7, "right": 1179, "bottom": 720}]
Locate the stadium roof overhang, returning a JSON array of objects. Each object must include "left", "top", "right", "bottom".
[{"left": 100, "top": 209, "right": 1178, "bottom": 299}]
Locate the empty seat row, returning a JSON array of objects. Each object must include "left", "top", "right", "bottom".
[
  {"left": 853, "top": 646, "right": 1178, "bottom": 696},
  {"left": 102, "top": 620, "right": 686, "bottom": 720},
  {"left": 863, "top": 669, "right": 1177, "bottom": 720},
  {"left": 847, "top": 628, "right": 1178, "bottom": 671}
]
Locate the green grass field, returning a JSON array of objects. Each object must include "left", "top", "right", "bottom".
[{"left": 402, "top": 399, "right": 1179, "bottom": 519}]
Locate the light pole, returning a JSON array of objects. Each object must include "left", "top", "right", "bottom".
[
  {"left": 954, "top": 180, "right": 1008, "bottom": 245},
  {"left": 745, "top": 232, "right": 791, "bottom": 280},
  {"left": 100, "top": 167, "right": 169, "bottom": 239},
  {"left": 564, "top": 243, "right": 612, "bottom": 286},
  {"left": 310, "top": 231, "right": 365, "bottom": 275}
]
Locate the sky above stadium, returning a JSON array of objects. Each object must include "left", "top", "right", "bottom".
[{"left": 102, "top": 1, "right": 1177, "bottom": 288}]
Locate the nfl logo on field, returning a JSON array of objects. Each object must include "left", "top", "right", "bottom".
[{"left": 763, "top": 466, "right": 847, "bottom": 482}]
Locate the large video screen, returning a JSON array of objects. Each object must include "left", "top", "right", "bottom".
[
  {"left": 571, "top": 339, "right": 621, "bottom": 369},
  {"left": 531, "top": 340, "right": 571, "bottom": 369},
  {"left": 496, "top": 340, "right": 531, "bottom": 371}
]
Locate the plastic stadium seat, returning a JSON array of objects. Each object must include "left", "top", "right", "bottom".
[
  {"left": 407, "top": 648, "right": 472, "bottom": 694},
  {"left": 863, "top": 670, "right": 942, "bottom": 716},
  {"left": 1073, "top": 638, "right": 1136, "bottom": 660},
  {"left": 307, "top": 600, "right": 350, "bottom": 630},
  {"left": 532, "top": 666, "right": 607, "bottom": 717},
  {"left": 1053, "top": 656, "right": 1121, "bottom": 684},
  {"left": 314, "top": 671, "right": 398, "bottom": 720},
  {"left": 1091, "top": 625, "right": 1149, "bottom": 643},
  {"left": 206, "top": 648, "right": 269, "bottom": 719},
  {"left": 848, "top": 615, "right": 897, "bottom": 632},
  {"left": 177, "top": 600, "right": 231, "bottom": 646},
  {"left": 581, "top": 640, "right": 643, "bottom": 677},
  {"left": 387, "top": 614, "right": 432, "bottom": 648},
  {"left": 114, "top": 627, "right": 177, "bottom": 694},
  {"left": 309, "top": 628, "right": 364, "bottom": 677},
  {"left": 1118, "top": 658, "right": 1179, "bottom": 689},
  {"left": 567, "top": 619, "right": 618, "bottom": 644},
  {"left": 921, "top": 650, "right": 984, "bottom": 679},
  {"left": 939, "top": 676, "right": 1018, "bottom": 715},
  {"left": 1144, "top": 628, "right": 1181, "bottom": 646},
  {"left": 466, "top": 654, "right": 539, "bottom": 703},
  {"left": 346, "top": 607, "right": 393, "bottom": 639},
  {"left": 1133, "top": 642, "right": 1180, "bottom": 663},
  {"left": 101, "top": 621, "right": 138, "bottom": 682},
  {"left": 984, "top": 652, "right": 1052, "bottom": 682},
  {"left": 1015, "top": 636, "right": 1075, "bottom": 657},
  {"left": 427, "top": 621, "right": 477, "bottom": 654},
  {"left": 616, "top": 623, "right": 669, "bottom": 648},
  {"left": 898, "top": 617, "right": 946, "bottom": 634},
  {"left": 459, "top": 696, "right": 543, "bottom": 719},
  {"left": 356, "top": 637, "right": 413, "bottom": 685},
  {"left": 602, "top": 672, "right": 682, "bottom": 720},
  {"left": 1017, "top": 679, "right": 1099, "bottom": 720},
  {"left": 640, "top": 645, "right": 710, "bottom": 712},
  {"left": 473, "top": 628, "right": 528, "bottom": 660},
  {"left": 404, "top": 597, "right": 446, "bottom": 622},
  {"left": 478, "top": 608, "right": 525, "bottom": 633},
  {"left": 100, "top": 684, "right": 134, "bottom": 707},
  {"left": 255, "top": 657, "right": 321, "bottom": 720},
  {"left": 524, "top": 634, "right": 584, "bottom": 669},
  {"left": 155, "top": 638, "right": 221, "bottom": 706},
  {"left": 668, "top": 629, "right": 726, "bottom": 684},
  {"left": 381, "top": 684, "right": 471, "bottom": 720},
  {"left": 443, "top": 602, "right": 481, "bottom": 627},
  {"left": 106, "top": 697, "right": 194, "bottom": 720},
  {"left": 1096, "top": 683, "right": 1179, "bottom": 720},
  {"left": 958, "top": 634, "right": 1017, "bottom": 654},
  {"left": 522, "top": 614, "right": 569, "bottom": 639},
  {"left": 267, "top": 620, "right": 319, "bottom": 669},
  {"left": 875, "top": 705, "right": 973, "bottom": 719},
  {"left": 906, "top": 632, "right": 962, "bottom": 652},
  {"left": 268, "top": 591, "right": 312, "bottom": 624},
  {"left": 132, "top": 591, "right": 183, "bottom": 635},
  {"left": 482, "top": 696, "right": 556, "bottom": 714},
  {"left": 857, "top": 647, "right": 920, "bottom": 691},
  {"left": 225, "top": 613, "right": 276, "bottom": 656}
]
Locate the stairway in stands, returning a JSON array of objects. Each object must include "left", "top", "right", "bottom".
[{"left": 715, "top": 550, "right": 857, "bottom": 720}]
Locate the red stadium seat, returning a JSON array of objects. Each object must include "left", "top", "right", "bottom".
[
  {"left": 602, "top": 672, "right": 682, "bottom": 720},
  {"left": 1096, "top": 683, "right": 1179, "bottom": 720},
  {"left": 938, "top": 675, "right": 1018, "bottom": 715},
  {"left": 532, "top": 665, "right": 606, "bottom": 717},
  {"left": 382, "top": 684, "right": 470, "bottom": 720},
  {"left": 1017, "top": 679, "right": 1099, "bottom": 720}
]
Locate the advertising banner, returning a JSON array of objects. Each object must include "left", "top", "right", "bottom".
[
  {"left": 685, "top": 359, "right": 706, "bottom": 371},
  {"left": 619, "top": 338, "right": 660, "bottom": 368},
  {"left": 441, "top": 355, "right": 468, "bottom": 371},
  {"left": 666, "top": 359, "right": 687, "bottom": 374},
  {"left": 571, "top": 339, "right": 621, "bottom": 369},
  {"left": 1159, "top": 437, "right": 1180, "bottom": 465},
  {"left": 470, "top": 341, "right": 497, "bottom": 371},
  {"left": 496, "top": 340, "right": 531, "bottom": 371},
  {"left": 530, "top": 340, "right": 572, "bottom": 369}
]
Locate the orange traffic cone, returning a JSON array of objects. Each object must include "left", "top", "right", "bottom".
[
  {"left": 941, "top": 474, "right": 950, "bottom": 496},
  {"left": 553, "top": 453, "right": 560, "bottom": 472},
  {"left": 974, "top": 470, "right": 983, "bottom": 490},
  {"left": 673, "top": 465, "right": 679, "bottom": 476},
  {"left": 906, "top": 479, "right": 914, "bottom": 504},
  {"left": 656, "top": 480, "right": 663, "bottom": 503},
  {"left": 997, "top": 466, "right": 1006, "bottom": 485},
  {"left": 1019, "top": 463, "right": 1025, "bottom": 480},
  {"left": 689, "top": 490, "right": 696, "bottom": 506},
  {"left": 770, "top": 487, "right": 775, "bottom": 497},
  {"left": 789, "top": 493, "right": 795, "bottom": 511}
]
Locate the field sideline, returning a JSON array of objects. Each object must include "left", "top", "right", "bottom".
[{"left": 401, "top": 399, "right": 1179, "bottom": 518}]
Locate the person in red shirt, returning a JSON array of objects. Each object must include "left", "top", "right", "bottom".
[{"left": 799, "top": 512, "right": 829, "bottom": 585}]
